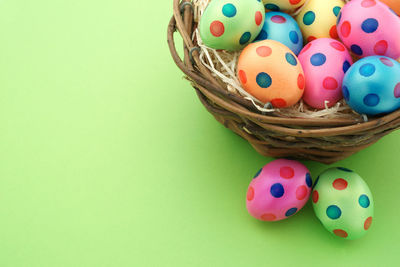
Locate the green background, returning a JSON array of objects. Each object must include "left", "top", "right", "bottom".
[{"left": 0, "top": 0, "right": 398, "bottom": 266}]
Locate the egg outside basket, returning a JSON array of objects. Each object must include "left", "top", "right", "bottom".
[{"left": 167, "top": 0, "right": 400, "bottom": 164}]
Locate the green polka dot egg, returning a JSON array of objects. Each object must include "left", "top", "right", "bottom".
[
  {"left": 312, "top": 167, "right": 374, "bottom": 240},
  {"left": 199, "top": 0, "right": 265, "bottom": 51}
]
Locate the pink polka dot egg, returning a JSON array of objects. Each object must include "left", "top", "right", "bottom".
[
  {"left": 337, "top": 0, "right": 400, "bottom": 60},
  {"left": 199, "top": 0, "right": 265, "bottom": 51},
  {"left": 298, "top": 38, "right": 353, "bottom": 109},
  {"left": 246, "top": 159, "right": 312, "bottom": 221}
]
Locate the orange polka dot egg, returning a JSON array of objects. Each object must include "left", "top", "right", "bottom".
[{"left": 237, "top": 40, "right": 305, "bottom": 108}]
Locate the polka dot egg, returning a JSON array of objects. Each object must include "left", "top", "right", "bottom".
[
  {"left": 337, "top": 0, "right": 400, "bottom": 60},
  {"left": 255, "top": 12, "right": 303, "bottom": 55},
  {"left": 343, "top": 56, "right": 400, "bottom": 116},
  {"left": 381, "top": 0, "right": 400, "bottom": 16},
  {"left": 246, "top": 159, "right": 312, "bottom": 221},
  {"left": 298, "top": 38, "right": 353, "bottom": 109},
  {"left": 296, "top": 0, "right": 345, "bottom": 43},
  {"left": 312, "top": 167, "right": 374, "bottom": 240},
  {"left": 199, "top": 0, "right": 265, "bottom": 51},
  {"left": 237, "top": 40, "right": 305, "bottom": 107},
  {"left": 263, "top": 0, "right": 306, "bottom": 13}
]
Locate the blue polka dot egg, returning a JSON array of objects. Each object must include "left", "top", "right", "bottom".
[
  {"left": 312, "top": 167, "right": 374, "bottom": 240},
  {"left": 255, "top": 12, "right": 303, "bottom": 55},
  {"left": 342, "top": 56, "right": 400, "bottom": 116},
  {"left": 199, "top": 0, "right": 265, "bottom": 51}
]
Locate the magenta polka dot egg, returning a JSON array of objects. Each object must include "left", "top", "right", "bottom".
[
  {"left": 298, "top": 38, "right": 353, "bottom": 109},
  {"left": 337, "top": 0, "right": 400, "bottom": 60},
  {"left": 246, "top": 159, "right": 312, "bottom": 221},
  {"left": 199, "top": 0, "right": 265, "bottom": 51}
]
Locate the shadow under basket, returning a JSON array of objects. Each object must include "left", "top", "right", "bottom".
[{"left": 167, "top": 0, "right": 400, "bottom": 164}]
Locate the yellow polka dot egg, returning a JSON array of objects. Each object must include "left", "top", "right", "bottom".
[
  {"left": 263, "top": 0, "right": 306, "bottom": 13},
  {"left": 237, "top": 40, "right": 305, "bottom": 108},
  {"left": 296, "top": 0, "right": 345, "bottom": 43}
]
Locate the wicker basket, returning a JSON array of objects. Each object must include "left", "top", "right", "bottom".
[{"left": 167, "top": 0, "right": 400, "bottom": 164}]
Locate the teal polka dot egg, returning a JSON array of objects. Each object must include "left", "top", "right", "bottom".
[
  {"left": 199, "top": 0, "right": 265, "bottom": 51},
  {"left": 342, "top": 56, "right": 400, "bottom": 116},
  {"left": 255, "top": 12, "right": 303, "bottom": 55},
  {"left": 312, "top": 167, "right": 374, "bottom": 240}
]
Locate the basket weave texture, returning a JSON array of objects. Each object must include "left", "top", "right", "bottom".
[{"left": 167, "top": 0, "right": 400, "bottom": 164}]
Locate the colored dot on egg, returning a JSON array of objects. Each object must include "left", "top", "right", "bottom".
[
  {"left": 330, "top": 41, "right": 345, "bottom": 51},
  {"left": 340, "top": 21, "right": 351, "bottom": 38},
  {"left": 247, "top": 186, "right": 255, "bottom": 201},
  {"left": 364, "top": 93, "right": 380, "bottom": 107},
  {"left": 239, "top": 32, "right": 251, "bottom": 45},
  {"left": 256, "top": 72, "right": 272, "bottom": 88},
  {"left": 301, "top": 43, "right": 312, "bottom": 54},
  {"left": 329, "top": 25, "right": 338, "bottom": 39},
  {"left": 343, "top": 61, "right": 351, "bottom": 73},
  {"left": 333, "top": 6, "right": 341, "bottom": 16},
  {"left": 333, "top": 178, "right": 348, "bottom": 190},
  {"left": 362, "top": 18, "right": 379, "bottom": 33},
  {"left": 380, "top": 57, "right": 394, "bottom": 67},
  {"left": 374, "top": 40, "right": 388, "bottom": 55},
  {"left": 222, "top": 3, "right": 237, "bottom": 18},
  {"left": 298, "top": 73, "right": 305, "bottom": 90},
  {"left": 337, "top": 167, "right": 353, "bottom": 172},
  {"left": 296, "top": 186, "right": 308, "bottom": 200},
  {"left": 285, "top": 53, "right": 298, "bottom": 66},
  {"left": 307, "top": 36, "right": 317, "bottom": 43},
  {"left": 303, "top": 11, "right": 316, "bottom": 26},
  {"left": 351, "top": 44, "right": 363, "bottom": 56},
  {"left": 323, "top": 77, "right": 339, "bottom": 90},
  {"left": 361, "top": 0, "right": 377, "bottom": 8},
  {"left": 289, "top": 31, "right": 299, "bottom": 44},
  {"left": 359, "top": 63, "right": 376, "bottom": 77},
  {"left": 271, "top": 15, "right": 286, "bottom": 24},
  {"left": 285, "top": 207, "right": 298, "bottom": 217},
  {"left": 306, "top": 173, "right": 312, "bottom": 187},
  {"left": 271, "top": 98, "right": 287, "bottom": 108},
  {"left": 256, "top": 30, "right": 268, "bottom": 41},
  {"left": 343, "top": 86, "right": 350, "bottom": 101},
  {"left": 333, "top": 229, "right": 348, "bottom": 238},
  {"left": 280, "top": 166, "right": 295, "bottom": 179},
  {"left": 359, "top": 194, "right": 370, "bottom": 208},
  {"left": 394, "top": 83, "right": 400, "bottom": 98},
  {"left": 255, "top": 11, "right": 263, "bottom": 26},
  {"left": 327, "top": 205, "right": 342, "bottom": 219},
  {"left": 261, "top": 213, "right": 277, "bottom": 221},
  {"left": 270, "top": 183, "right": 285, "bottom": 198},
  {"left": 239, "top": 70, "right": 247, "bottom": 84},
  {"left": 253, "top": 168, "right": 262, "bottom": 179},
  {"left": 310, "top": 53, "right": 326, "bottom": 66},
  {"left": 364, "top": 216, "right": 373, "bottom": 230},
  {"left": 337, "top": 12, "right": 342, "bottom": 25},
  {"left": 290, "top": 0, "right": 301, "bottom": 4},
  {"left": 256, "top": 46, "right": 272, "bottom": 57},
  {"left": 210, "top": 21, "right": 225, "bottom": 37},
  {"left": 312, "top": 190, "right": 319, "bottom": 203},
  {"left": 265, "top": 3, "right": 280, "bottom": 11}
]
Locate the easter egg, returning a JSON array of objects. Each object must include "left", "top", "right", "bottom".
[
  {"left": 381, "top": 0, "right": 400, "bottom": 16},
  {"left": 263, "top": 0, "right": 306, "bottom": 13},
  {"left": 298, "top": 38, "right": 353, "bottom": 109},
  {"left": 199, "top": 0, "right": 265, "bottom": 51},
  {"left": 255, "top": 12, "right": 303, "bottom": 55},
  {"left": 337, "top": 0, "right": 400, "bottom": 59},
  {"left": 237, "top": 40, "right": 305, "bottom": 107},
  {"left": 342, "top": 56, "right": 400, "bottom": 116},
  {"left": 296, "top": 0, "right": 345, "bottom": 43},
  {"left": 246, "top": 159, "right": 312, "bottom": 221},
  {"left": 312, "top": 167, "right": 374, "bottom": 240}
]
